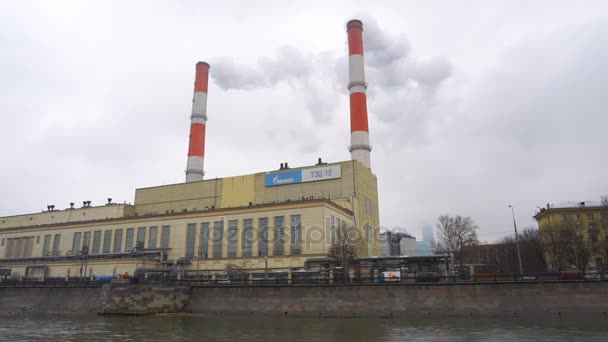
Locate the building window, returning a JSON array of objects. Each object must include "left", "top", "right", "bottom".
[
  {"left": 52, "top": 234, "right": 61, "bottom": 256},
  {"left": 363, "top": 196, "right": 373, "bottom": 216},
  {"left": 587, "top": 213, "right": 595, "bottom": 220},
  {"left": 161, "top": 225, "right": 171, "bottom": 249},
  {"left": 548, "top": 215, "right": 552, "bottom": 223},
  {"left": 242, "top": 219, "right": 253, "bottom": 257},
  {"left": 92, "top": 231, "right": 101, "bottom": 255},
  {"left": 573, "top": 213, "right": 579, "bottom": 221},
  {"left": 589, "top": 224, "right": 596, "bottom": 230},
  {"left": 560, "top": 214, "right": 566, "bottom": 221},
  {"left": 258, "top": 218, "right": 268, "bottom": 256},
  {"left": 72, "top": 232, "right": 82, "bottom": 255},
  {"left": 136, "top": 227, "right": 146, "bottom": 248},
  {"left": 601, "top": 212, "right": 607, "bottom": 220},
  {"left": 227, "top": 220, "right": 238, "bottom": 258},
  {"left": 82, "top": 232, "right": 91, "bottom": 254},
  {"left": 113, "top": 229, "right": 123, "bottom": 253},
  {"left": 365, "top": 224, "right": 373, "bottom": 247},
  {"left": 125, "top": 228, "right": 134, "bottom": 252},
  {"left": 199, "top": 222, "right": 210, "bottom": 258},
  {"left": 213, "top": 221, "right": 224, "bottom": 258},
  {"left": 42, "top": 235, "right": 52, "bottom": 256},
  {"left": 274, "top": 216, "right": 284, "bottom": 256},
  {"left": 6, "top": 239, "right": 15, "bottom": 258},
  {"left": 24, "top": 237, "right": 34, "bottom": 257},
  {"left": 149, "top": 226, "right": 158, "bottom": 249},
  {"left": 103, "top": 230, "right": 112, "bottom": 254},
  {"left": 330, "top": 215, "right": 336, "bottom": 245},
  {"left": 1, "top": 238, "right": 3, "bottom": 247},
  {"left": 290, "top": 215, "right": 301, "bottom": 255},
  {"left": 15, "top": 239, "right": 23, "bottom": 258},
  {"left": 186, "top": 223, "right": 197, "bottom": 258}
]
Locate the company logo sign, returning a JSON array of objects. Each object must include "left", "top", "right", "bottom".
[
  {"left": 266, "top": 170, "right": 302, "bottom": 186},
  {"left": 265, "top": 165, "right": 341, "bottom": 187}
]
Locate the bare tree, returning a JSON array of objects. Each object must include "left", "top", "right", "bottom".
[
  {"left": 328, "top": 224, "right": 358, "bottom": 278},
  {"left": 519, "top": 228, "right": 547, "bottom": 272},
  {"left": 435, "top": 214, "right": 479, "bottom": 272},
  {"left": 490, "top": 228, "right": 546, "bottom": 273},
  {"left": 540, "top": 225, "right": 572, "bottom": 272},
  {"left": 541, "top": 215, "right": 594, "bottom": 272}
]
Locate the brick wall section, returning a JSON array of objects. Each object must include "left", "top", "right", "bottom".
[
  {"left": 100, "top": 283, "right": 191, "bottom": 315},
  {"left": 185, "top": 281, "right": 608, "bottom": 317}
]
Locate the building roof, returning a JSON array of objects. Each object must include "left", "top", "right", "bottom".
[{"left": 534, "top": 200, "right": 608, "bottom": 219}]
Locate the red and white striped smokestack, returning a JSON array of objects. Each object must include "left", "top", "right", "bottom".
[
  {"left": 346, "top": 19, "right": 371, "bottom": 169},
  {"left": 185, "top": 61, "right": 210, "bottom": 183}
]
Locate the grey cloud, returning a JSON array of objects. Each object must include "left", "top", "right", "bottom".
[{"left": 361, "top": 16, "right": 411, "bottom": 67}]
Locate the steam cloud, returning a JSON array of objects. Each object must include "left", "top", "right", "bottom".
[{"left": 210, "top": 16, "right": 452, "bottom": 130}]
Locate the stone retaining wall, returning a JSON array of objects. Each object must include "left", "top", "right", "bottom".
[
  {"left": 0, "top": 287, "right": 101, "bottom": 314},
  {"left": 100, "top": 283, "right": 191, "bottom": 315},
  {"left": 2, "top": 281, "right": 607, "bottom": 317},
  {"left": 185, "top": 281, "right": 608, "bottom": 317}
]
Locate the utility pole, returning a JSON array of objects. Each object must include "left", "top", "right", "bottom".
[{"left": 509, "top": 205, "right": 524, "bottom": 275}]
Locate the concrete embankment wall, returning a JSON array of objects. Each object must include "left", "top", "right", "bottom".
[
  {"left": 185, "top": 281, "right": 608, "bottom": 317},
  {"left": 1, "top": 281, "right": 607, "bottom": 317},
  {"left": 0, "top": 287, "right": 101, "bottom": 314}
]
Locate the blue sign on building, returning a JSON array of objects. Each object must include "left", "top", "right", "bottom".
[{"left": 264, "top": 170, "right": 302, "bottom": 187}]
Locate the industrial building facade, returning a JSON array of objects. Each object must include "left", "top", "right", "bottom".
[
  {"left": 0, "top": 19, "right": 381, "bottom": 279},
  {"left": 0, "top": 161, "right": 378, "bottom": 278}
]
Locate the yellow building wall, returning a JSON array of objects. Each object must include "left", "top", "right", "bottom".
[
  {"left": 0, "top": 204, "right": 133, "bottom": 230},
  {"left": 221, "top": 174, "right": 255, "bottom": 208},
  {"left": 535, "top": 206, "right": 608, "bottom": 266},
  {"left": 352, "top": 161, "right": 381, "bottom": 256},
  {"left": 134, "top": 178, "right": 222, "bottom": 214}
]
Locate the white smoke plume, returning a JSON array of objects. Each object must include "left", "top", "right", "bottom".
[{"left": 210, "top": 16, "right": 452, "bottom": 130}]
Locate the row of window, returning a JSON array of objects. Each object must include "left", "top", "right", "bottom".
[
  {"left": 549, "top": 212, "right": 608, "bottom": 222},
  {"left": 73, "top": 225, "right": 171, "bottom": 255},
  {"left": 1, "top": 214, "right": 311, "bottom": 259},
  {"left": 4, "top": 236, "right": 36, "bottom": 259},
  {"left": 184, "top": 215, "right": 302, "bottom": 259},
  {"left": 1, "top": 226, "right": 172, "bottom": 258}
]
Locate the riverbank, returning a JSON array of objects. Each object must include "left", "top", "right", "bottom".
[{"left": 1, "top": 280, "right": 607, "bottom": 317}]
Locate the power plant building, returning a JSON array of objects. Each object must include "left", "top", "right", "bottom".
[{"left": 0, "top": 20, "right": 381, "bottom": 279}]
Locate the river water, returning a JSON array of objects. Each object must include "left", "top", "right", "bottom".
[{"left": 0, "top": 314, "right": 606, "bottom": 341}]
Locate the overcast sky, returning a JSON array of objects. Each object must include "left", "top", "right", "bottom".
[{"left": 1, "top": 0, "right": 607, "bottom": 242}]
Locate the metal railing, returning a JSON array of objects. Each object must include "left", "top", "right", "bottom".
[
  {"left": 0, "top": 271, "right": 604, "bottom": 288},
  {"left": 0, "top": 277, "right": 112, "bottom": 288},
  {"left": 131, "top": 271, "right": 606, "bottom": 287}
]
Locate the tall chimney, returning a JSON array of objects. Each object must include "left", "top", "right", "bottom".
[
  {"left": 185, "top": 61, "right": 210, "bottom": 182},
  {"left": 346, "top": 19, "right": 371, "bottom": 169}
]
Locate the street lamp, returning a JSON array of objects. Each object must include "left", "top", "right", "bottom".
[{"left": 508, "top": 205, "right": 524, "bottom": 275}]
